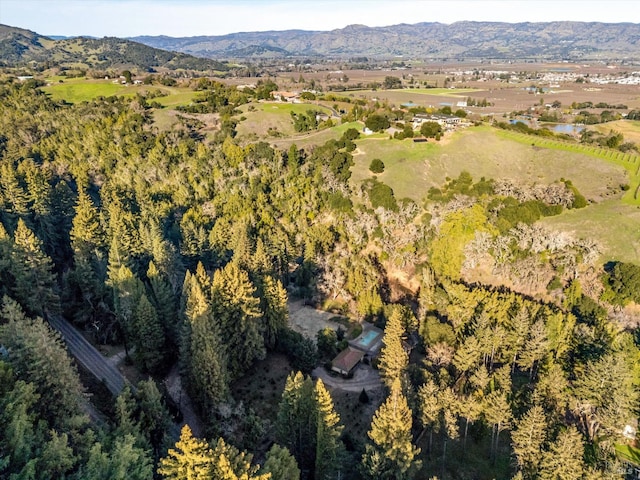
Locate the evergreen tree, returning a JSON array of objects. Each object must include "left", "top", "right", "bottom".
[
  {"left": 0, "top": 222, "right": 13, "bottom": 298},
  {"left": 0, "top": 297, "right": 84, "bottom": 430},
  {"left": 211, "top": 262, "right": 265, "bottom": 378},
  {"left": 147, "top": 260, "right": 178, "bottom": 344},
  {"left": 377, "top": 308, "right": 409, "bottom": 389},
  {"left": 261, "top": 275, "right": 288, "bottom": 350},
  {"left": 0, "top": 378, "right": 38, "bottom": 473},
  {"left": 210, "top": 437, "right": 270, "bottom": 480},
  {"left": 511, "top": 405, "right": 548, "bottom": 477},
  {"left": 158, "top": 425, "right": 212, "bottom": 480},
  {"left": 182, "top": 272, "right": 229, "bottom": 413},
  {"left": 314, "top": 379, "right": 344, "bottom": 480},
  {"left": 107, "top": 259, "right": 144, "bottom": 356},
  {"left": 262, "top": 444, "right": 300, "bottom": 480},
  {"left": 538, "top": 427, "right": 585, "bottom": 480},
  {"left": 483, "top": 390, "right": 512, "bottom": 463},
  {"left": 276, "top": 371, "right": 316, "bottom": 473},
  {"left": 133, "top": 293, "right": 165, "bottom": 373},
  {"left": 70, "top": 188, "right": 105, "bottom": 259},
  {"left": 361, "top": 378, "right": 421, "bottom": 479},
  {"left": 417, "top": 378, "right": 441, "bottom": 455},
  {"left": 10, "top": 218, "right": 58, "bottom": 314},
  {"left": 136, "top": 378, "right": 171, "bottom": 456}
]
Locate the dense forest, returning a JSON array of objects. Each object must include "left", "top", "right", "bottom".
[{"left": 0, "top": 77, "right": 638, "bottom": 480}]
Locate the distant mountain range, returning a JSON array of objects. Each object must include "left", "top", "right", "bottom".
[
  {"left": 0, "top": 24, "right": 228, "bottom": 71},
  {"left": 130, "top": 21, "right": 640, "bottom": 61}
]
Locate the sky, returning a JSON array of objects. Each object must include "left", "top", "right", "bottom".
[{"left": 1, "top": 0, "right": 638, "bottom": 38}]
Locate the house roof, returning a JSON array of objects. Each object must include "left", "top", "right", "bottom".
[{"left": 332, "top": 347, "right": 365, "bottom": 373}]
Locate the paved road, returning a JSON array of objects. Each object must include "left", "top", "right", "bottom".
[{"left": 48, "top": 314, "right": 128, "bottom": 396}]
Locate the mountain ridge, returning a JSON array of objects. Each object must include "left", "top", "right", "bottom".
[
  {"left": 129, "top": 21, "right": 640, "bottom": 60},
  {"left": 0, "top": 24, "right": 228, "bottom": 71}
]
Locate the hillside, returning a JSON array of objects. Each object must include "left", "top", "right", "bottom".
[
  {"left": 0, "top": 24, "right": 228, "bottom": 71},
  {"left": 130, "top": 21, "right": 640, "bottom": 60}
]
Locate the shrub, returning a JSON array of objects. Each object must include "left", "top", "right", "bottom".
[
  {"left": 359, "top": 388, "right": 370, "bottom": 404},
  {"left": 369, "top": 158, "right": 385, "bottom": 173}
]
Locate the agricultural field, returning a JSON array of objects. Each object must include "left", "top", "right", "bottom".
[{"left": 41, "top": 78, "right": 141, "bottom": 103}]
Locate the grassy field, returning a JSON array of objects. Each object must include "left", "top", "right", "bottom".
[
  {"left": 591, "top": 119, "right": 640, "bottom": 145},
  {"left": 496, "top": 129, "right": 640, "bottom": 205},
  {"left": 540, "top": 200, "right": 640, "bottom": 264},
  {"left": 349, "top": 125, "right": 640, "bottom": 263},
  {"left": 41, "top": 79, "right": 140, "bottom": 103},
  {"left": 235, "top": 101, "right": 334, "bottom": 139},
  {"left": 153, "top": 89, "right": 198, "bottom": 108},
  {"left": 351, "top": 125, "right": 629, "bottom": 203}
]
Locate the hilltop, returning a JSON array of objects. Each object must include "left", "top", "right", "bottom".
[
  {"left": 130, "top": 21, "right": 640, "bottom": 60},
  {"left": 0, "top": 24, "right": 228, "bottom": 71}
]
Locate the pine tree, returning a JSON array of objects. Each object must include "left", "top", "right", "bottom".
[
  {"left": 108, "top": 433, "right": 154, "bottom": 480},
  {"left": 113, "top": 386, "right": 143, "bottom": 444},
  {"left": 107, "top": 259, "right": 144, "bottom": 356},
  {"left": 0, "top": 379, "right": 38, "bottom": 472},
  {"left": 314, "top": 379, "right": 344, "bottom": 480},
  {"left": 70, "top": 188, "right": 105, "bottom": 259},
  {"left": 276, "top": 371, "right": 316, "bottom": 473},
  {"left": 212, "top": 262, "right": 265, "bottom": 378},
  {"left": 261, "top": 444, "right": 300, "bottom": 480},
  {"left": 417, "top": 378, "right": 441, "bottom": 455},
  {"left": 261, "top": 275, "right": 288, "bottom": 350},
  {"left": 210, "top": 437, "right": 270, "bottom": 480},
  {"left": 158, "top": 425, "right": 212, "bottom": 480},
  {"left": 10, "top": 218, "right": 58, "bottom": 314},
  {"left": 136, "top": 379, "right": 170, "bottom": 455},
  {"left": 0, "top": 162, "right": 29, "bottom": 218},
  {"left": 483, "top": 390, "right": 512, "bottom": 463},
  {"left": 0, "top": 222, "right": 13, "bottom": 298},
  {"left": 147, "top": 260, "right": 178, "bottom": 343},
  {"left": 378, "top": 308, "right": 409, "bottom": 389},
  {"left": 538, "top": 427, "right": 585, "bottom": 480},
  {"left": 181, "top": 272, "right": 229, "bottom": 413},
  {"left": 511, "top": 405, "right": 548, "bottom": 477},
  {"left": 133, "top": 293, "right": 165, "bottom": 373},
  {"left": 0, "top": 297, "right": 85, "bottom": 430},
  {"left": 361, "top": 378, "right": 421, "bottom": 479}
]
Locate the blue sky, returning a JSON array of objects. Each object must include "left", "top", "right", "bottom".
[{"left": 1, "top": 0, "right": 638, "bottom": 37}]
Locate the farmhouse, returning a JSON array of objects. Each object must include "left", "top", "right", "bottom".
[
  {"left": 270, "top": 91, "right": 300, "bottom": 102},
  {"left": 329, "top": 323, "right": 383, "bottom": 377},
  {"left": 330, "top": 347, "right": 365, "bottom": 376},
  {"left": 412, "top": 113, "right": 462, "bottom": 129}
]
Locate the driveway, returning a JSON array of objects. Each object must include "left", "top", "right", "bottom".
[{"left": 312, "top": 363, "right": 383, "bottom": 393}]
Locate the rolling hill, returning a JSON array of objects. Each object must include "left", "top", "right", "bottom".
[
  {"left": 0, "top": 24, "right": 228, "bottom": 71},
  {"left": 131, "top": 21, "right": 640, "bottom": 60}
]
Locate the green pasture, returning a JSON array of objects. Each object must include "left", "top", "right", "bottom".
[
  {"left": 269, "top": 121, "right": 365, "bottom": 150},
  {"left": 541, "top": 199, "right": 640, "bottom": 264},
  {"left": 235, "top": 101, "right": 334, "bottom": 139},
  {"left": 152, "top": 89, "right": 198, "bottom": 108},
  {"left": 350, "top": 126, "right": 640, "bottom": 263},
  {"left": 496, "top": 129, "right": 640, "bottom": 205},
  {"left": 351, "top": 125, "right": 629, "bottom": 203},
  {"left": 41, "top": 80, "right": 138, "bottom": 103}
]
